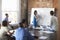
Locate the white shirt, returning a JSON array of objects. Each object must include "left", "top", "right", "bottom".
[
  {"left": 50, "top": 16, "right": 58, "bottom": 31},
  {"left": 0, "top": 26, "right": 9, "bottom": 38}
]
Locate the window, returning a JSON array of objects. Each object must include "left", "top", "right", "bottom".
[{"left": 2, "top": 0, "right": 21, "bottom": 24}]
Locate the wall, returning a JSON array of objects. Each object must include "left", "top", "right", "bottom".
[
  {"left": 57, "top": 0, "right": 60, "bottom": 40},
  {"left": 28, "top": 0, "right": 53, "bottom": 12},
  {"left": 21, "top": 0, "right": 27, "bottom": 19}
]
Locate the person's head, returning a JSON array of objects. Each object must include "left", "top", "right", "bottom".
[
  {"left": 50, "top": 11, "right": 54, "bottom": 16},
  {"left": 19, "top": 19, "right": 27, "bottom": 28},
  {"left": 34, "top": 10, "right": 37, "bottom": 15},
  {"left": 5, "top": 13, "right": 8, "bottom": 17},
  {"left": 2, "top": 20, "right": 8, "bottom": 26}
]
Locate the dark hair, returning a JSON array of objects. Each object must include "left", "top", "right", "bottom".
[
  {"left": 5, "top": 13, "right": 8, "bottom": 16},
  {"left": 34, "top": 10, "right": 37, "bottom": 15},
  {"left": 50, "top": 11, "right": 54, "bottom": 15},
  {"left": 22, "top": 19, "right": 26, "bottom": 23},
  {"left": 19, "top": 19, "right": 26, "bottom": 27},
  {"left": 2, "top": 20, "right": 8, "bottom": 26},
  {"left": 19, "top": 23, "right": 23, "bottom": 27}
]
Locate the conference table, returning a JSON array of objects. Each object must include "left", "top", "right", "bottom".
[{"left": 29, "top": 26, "right": 55, "bottom": 40}]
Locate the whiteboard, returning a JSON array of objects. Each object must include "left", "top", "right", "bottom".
[{"left": 30, "top": 8, "right": 54, "bottom": 26}]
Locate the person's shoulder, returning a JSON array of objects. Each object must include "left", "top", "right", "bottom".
[
  {"left": 53, "top": 16, "right": 57, "bottom": 19},
  {"left": 37, "top": 14, "right": 39, "bottom": 16},
  {"left": 1, "top": 26, "right": 7, "bottom": 29},
  {"left": 0, "top": 26, "right": 8, "bottom": 31},
  {"left": 51, "top": 16, "right": 55, "bottom": 18},
  {"left": 16, "top": 27, "right": 24, "bottom": 31}
]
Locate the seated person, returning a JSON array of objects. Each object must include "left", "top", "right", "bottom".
[
  {"left": 0, "top": 20, "right": 13, "bottom": 40},
  {"left": 14, "top": 19, "right": 34, "bottom": 40}
]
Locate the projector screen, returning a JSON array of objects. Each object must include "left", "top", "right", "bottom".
[{"left": 30, "top": 8, "right": 54, "bottom": 26}]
